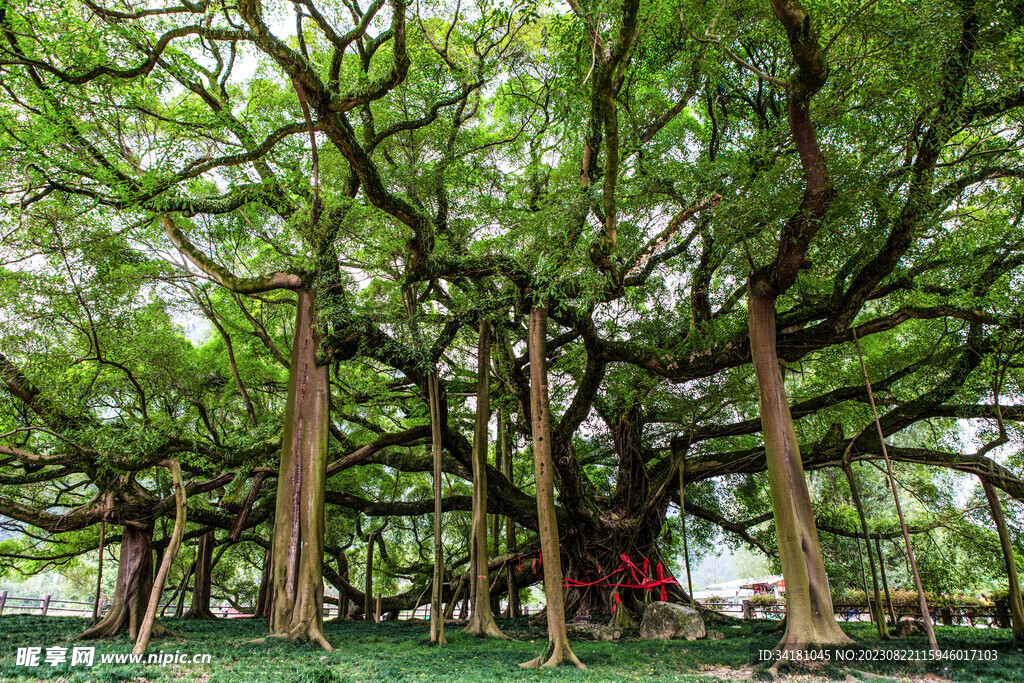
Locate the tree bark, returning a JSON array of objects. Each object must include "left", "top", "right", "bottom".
[
  {"left": 268, "top": 289, "right": 332, "bottom": 650},
  {"left": 981, "top": 477, "right": 1024, "bottom": 644},
  {"left": 78, "top": 522, "right": 154, "bottom": 640},
  {"left": 464, "top": 320, "right": 507, "bottom": 638},
  {"left": 188, "top": 530, "right": 217, "bottom": 619},
  {"left": 135, "top": 459, "right": 186, "bottom": 654},
  {"left": 521, "top": 300, "right": 584, "bottom": 669},
  {"left": 747, "top": 284, "right": 853, "bottom": 650}
]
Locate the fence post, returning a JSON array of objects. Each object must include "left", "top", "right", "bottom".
[
  {"left": 0, "top": 590, "right": 7, "bottom": 616},
  {"left": 741, "top": 600, "right": 752, "bottom": 619},
  {"left": 40, "top": 594, "right": 51, "bottom": 616}
]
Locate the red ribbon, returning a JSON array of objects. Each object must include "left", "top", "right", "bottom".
[{"left": 562, "top": 553, "right": 680, "bottom": 596}]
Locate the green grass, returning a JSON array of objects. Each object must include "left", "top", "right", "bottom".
[{"left": 0, "top": 615, "right": 1021, "bottom": 682}]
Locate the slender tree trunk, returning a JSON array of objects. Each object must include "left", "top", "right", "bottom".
[
  {"left": 93, "top": 519, "right": 105, "bottom": 621},
  {"left": 400, "top": 286, "right": 446, "bottom": 642},
  {"left": 842, "top": 461, "right": 889, "bottom": 638},
  {"left": 747, "top": 285, "right": 853, "bottom": 650},
  {"left": 490, "top": 402, "right": 503, "bottom": 617},
  {"left": 491, "top": 408, "right": 501, "bottom": 557},
  {"left": 188, "top": 531, "right": 217, "bottom": 619},
  {"left": 268, "top": 289, "right": 332, "bottom": 650},
  {"left": 464, "top": 320, "right": 507, "bottom": 638},
  {"left": 170, "top": 560, "right": 194, "bottom": 618},
  {"left": 445, "top": 576, "right": 465, "bottom": 620},
  {"left": 337, "top": 553, "right": 350, "bottom": 620},
  {"left": 499, "top": 408, "right": 522, "bottom": 619},
  {"left": 364, "top": 531, "right": 376, "bottom": 622},
  {"left": 981, "top": 477, "right": 1024, "bottom": 644},
  {"left": 677, "top": 451, "right": 695, "bottom": 609},
  {"left": 78, "top": 522, "right": 155, "bottom": 640},
  {"left": 425, "top": 373, "right": 448, "bottom": 644},
  {"left": 135, "top": 459, "right": 186, "bottom": 655},
  {"left": 853, "top": 330, "right": 937, "bottom": 654},
  {"left": 875, "top": 534, "right": 896, "bottom": 626},
  {"left": 521, "top": 300, "right": 584, "bottom": 669},
  {"left": 254, "top": 546, "right": 272, "bottom": 619}
]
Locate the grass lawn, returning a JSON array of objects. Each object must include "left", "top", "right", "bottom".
[{"left": 0, "top": 615, "right": 1021, "bottom": 682}]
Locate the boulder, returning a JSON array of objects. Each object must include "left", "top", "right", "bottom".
[
  {"left": 896, "top": 616, "right": 926, "bottom": 638},
  {"left": 706, "top": 630, "right": 725, "bottom": 641},
  {"left": 639, "top": 602, "right": 706, "bottom": 640}
]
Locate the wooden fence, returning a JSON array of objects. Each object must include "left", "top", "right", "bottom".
[
  {"left": 0, "top": 590, "right": 534, "bottom": 622},
  {"left": 700, "top": 598, "right": 1006, "bottom": 628}
]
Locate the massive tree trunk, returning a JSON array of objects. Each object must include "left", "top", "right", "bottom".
[
  {"left": 464, "top": 320, "right": 507, "bottom": 638},
  {"left": 268, "top": 289, "right": 332, "bottom": 650},
  {"left": 558, "top": 408, "right": 680, "bottom": 624},
  {"left": 78, "top": 522, "right": 155, "bottom": 640},
  {"left": 521, "top": 300, "right": 584, "bottom": 669},
  {"left": 559, "top": 505, "right": 676, "bottom": 623},
  {"left": 188, "top": 531, "right": 217, "bottom": 619},
  {"left": 982, "top": 477, "right": 1024, "bottom": 644},
  {"left": 748, "top": 284, "right": 853, "bottom": 650}
]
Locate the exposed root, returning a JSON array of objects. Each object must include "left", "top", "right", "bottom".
[
  {"left": 463, "top": 620, "right": 512, "bottom": 640},
  {"left": 285, "top": 620, "right": 334, "bottom": 651},
  {"left": 151, "top": 623, "right": 175, "bottom": 639},
  {"left": 77, "top": 604, "right": 127, "bottom": 641},
  {"left": 519, "top": 640, "right": 585, "bottom": 669},
  {"left": 309, "top": 629, "right": 335, "bottom": 652}
]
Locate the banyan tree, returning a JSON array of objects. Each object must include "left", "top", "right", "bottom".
[{"left": 1, "top": 0, "right": 1023, "bottom": 662}]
